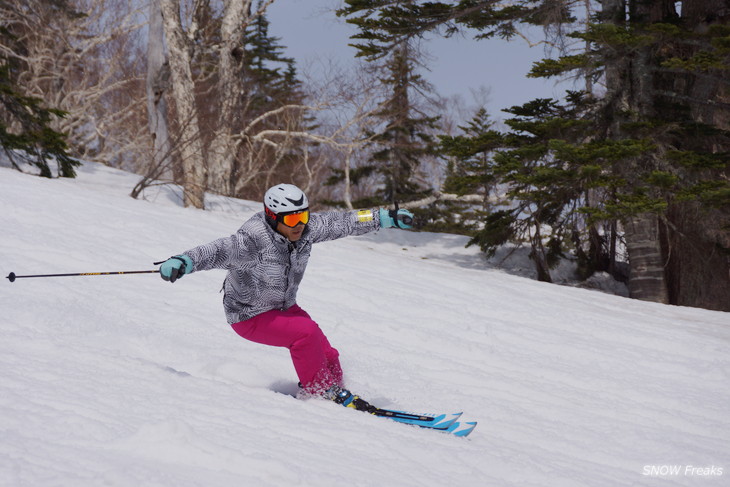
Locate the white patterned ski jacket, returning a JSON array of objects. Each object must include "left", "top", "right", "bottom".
[{"left": 183, "top": 209, "right": 381, "bottom": 324}]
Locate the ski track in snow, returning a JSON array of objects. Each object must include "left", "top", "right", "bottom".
[{"left": 1, "top": 162, "right": 728, "bottom": 487}]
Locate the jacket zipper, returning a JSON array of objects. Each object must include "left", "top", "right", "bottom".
[{"left": 282, "top": 241, "right": 294, "bottom": 310}]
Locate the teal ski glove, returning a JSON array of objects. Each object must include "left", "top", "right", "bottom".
[
  {"left": 379, "top": 208, "right": 414, "bottom": 229},
  {"left": 159, "top": 255, "right": 193, "bottom": 283}
]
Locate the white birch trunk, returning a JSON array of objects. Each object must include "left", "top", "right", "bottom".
[
  {"left": 146, "top": 0, "right": 171, "bottom": 180},
  {"left": 207, "top": 0, "right": 253, "bottom": 195},
  {"left": 159, "top": 0, "right": 207, "bottom": 208}
]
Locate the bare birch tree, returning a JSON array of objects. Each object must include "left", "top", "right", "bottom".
[
  {"left": 145, "top": 0, "right": 173, "bottom": 184},
  {"left": 159, "top": 0, "right": 208, "bottom": 208},
  {"left": 156, "top": 0, "right": 318, "bottom": 207},
  {"left": 206, "top": 0, "right": 253, "bottom": 195},
  {"left": 2, "top": 0, "right": 148, "bottom": 167}
]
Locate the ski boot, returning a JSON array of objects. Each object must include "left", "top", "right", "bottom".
[{"left": 324, "top": 385, "right": 377, "bottom": 413}]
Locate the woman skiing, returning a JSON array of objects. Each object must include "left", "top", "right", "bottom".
[{"left": 158, "top": 183, "right": 413, "bottom": 410}]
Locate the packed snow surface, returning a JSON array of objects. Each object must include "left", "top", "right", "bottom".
[{"left": 1, "top": 162, "right": 728, "bottom": 487}]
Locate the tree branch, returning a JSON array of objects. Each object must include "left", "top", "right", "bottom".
[{"left": 398, "top": 191, "right": 495, "bottom": 209}]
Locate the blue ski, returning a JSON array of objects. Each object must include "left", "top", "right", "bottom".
[
  {"left": 373, "top": 409, "right": 462, "bottom": 430},
  {"left": 372, "top": 409, "right": 478, "bottom": 436},
  {"left": 330, "top": 387, "right": 477, "bottom": 436},
  {"left": 442, "top": 420, "right": 478, "bottom": 437}
]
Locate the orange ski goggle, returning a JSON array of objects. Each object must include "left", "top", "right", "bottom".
[{"left": 279, "top": 209, "right": 310, "bottom": 227}]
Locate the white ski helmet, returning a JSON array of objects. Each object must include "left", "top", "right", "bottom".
[{"left": 264, "top": 183, "right": 309, "bottom": 227}]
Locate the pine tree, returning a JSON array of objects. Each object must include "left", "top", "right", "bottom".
[
  {"left": 528, "top": 1, "right": 730, "bottom": 307},
  {"left": 244, "top": 13, "right": 302, "bottom": 108},
  {"left": 236, "top": 12, "right": 316, "bottom": 198},
  {"left": 337, "top": 2, "right": 441, "bottom": 206},
  {"left": 368, "top": 41, "right": 439, "bottom": 204},
  {"left": 339, "top": 0, "right": 730, "bottom": 309},
  {"left": 454, "top": 94, "right": 609, "bottom": 282},
  {"left": 432, "top": 107, "right": 502, "bottom": 235}
]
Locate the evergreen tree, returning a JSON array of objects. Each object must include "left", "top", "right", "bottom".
[
  {"left": 339, "top": 0, "right": 730, "bottom": 310},
  {"left": 244, "top": 13, "right": 302, "bottom": 108},
  {"left": 442, "top": 95, "right": 607, "bottom": 282},
  {"left": 368, "top": 41, "right": 439, "bottom": 204},
  {"left": 322, "top": 40, "right": 439, "bottom": 208},
  {"left": 337, "top": 1, "right": 547, "bottom": 60},
  {"left": 237, "top": 12, "right": 316, "bottom": 197},
  {"left": 337, "top": 2, "right": 440, "bottom": 206},
  {"left": 528, "top": 1, "right": 730, "bottom": 306},
  {"left": 431, "top": 108, "right": 502, "bottom": 235}
]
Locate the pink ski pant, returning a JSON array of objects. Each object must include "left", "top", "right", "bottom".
[{"left": 231, "top": 304, "right": 343, "bottom": 393}]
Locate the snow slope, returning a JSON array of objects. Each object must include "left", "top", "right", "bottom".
[{"left": 1, "top": 162, "right": 728, "bottom": 487}]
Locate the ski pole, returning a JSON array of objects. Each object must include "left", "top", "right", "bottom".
[{"left": 6, "top": 269, "right": 159, "bottom": 282}]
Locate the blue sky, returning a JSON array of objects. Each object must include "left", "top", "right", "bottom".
[{"left": 267, "top": 0, "right": 567, "bottom": 122}]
